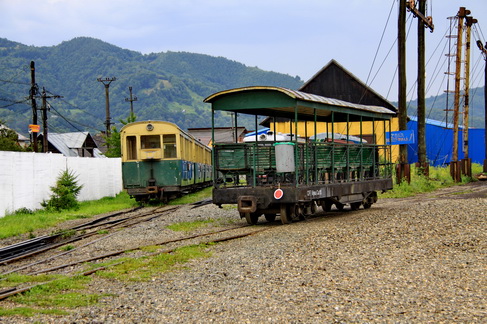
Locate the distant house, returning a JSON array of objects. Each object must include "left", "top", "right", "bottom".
[
  {"left": 38, "top": 132, "right": 105, "bottom": 157},
  {"left": 0, "top": 124, "right": 30, "bottom": 147},
  {"left": 187, "top": 127, "right": 247, "bottom": 146}
]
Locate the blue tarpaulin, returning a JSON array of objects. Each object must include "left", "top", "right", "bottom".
[{"left": 407, "top": 116, "right": 485, "bottom": 166}]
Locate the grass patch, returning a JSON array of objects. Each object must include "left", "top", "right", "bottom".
[
  {"left": 60, "top": 244, "right": 75, "bottom": 251},
  {"left": 10, "top": 276, "right": 100, "bottom": 308},
  {"left": 0, "top": 273, "right": 102, "bottom": 316},
  {"left": 96, "top": 244, "right": 211, "bottom": 281},
  {"left": 381, "top": 163, "right": 482, "bottom": 198},
  {"left": 0, "top": 192, "right": 137, "bottom": 239},
  {"left": 166, "top": 219, "right": 214, "bottom": 232},
  {"left": 0, "top": 307, "right": 68, "bottom": 317},
  {"left": 168, "top": 187, "right": 212, "bottom": 205},
  {"left": 0, "top": 273, "right": 63, "bottom": 288}
]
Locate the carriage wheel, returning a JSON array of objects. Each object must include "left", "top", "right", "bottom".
[
  {"left": 264, "top": 213, "right": 277, "bottom": 222},
  {"left": 280, "top": 204, "right": 292, "bottom": 224},
  {"left": 363, "top": 201, "right": 372, "bottom": 209},
  {"left": 296, "top": 205, "right": 306, "bottom": 220},
  {"left": 350, "top": 202, "right": 361, "bottom": 211},
  {"left": 335, "top": 202, "right": 345, "bottom": 211},
  {"left": 323, "top": 200, "right": 333, "bottom": 212},
  {"left": 243, "top": 212, "right": 260, "bottom": 225}
]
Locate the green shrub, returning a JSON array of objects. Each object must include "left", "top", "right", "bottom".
[{"left": 41, "top": 169, "right": 83, "bottom": 212}]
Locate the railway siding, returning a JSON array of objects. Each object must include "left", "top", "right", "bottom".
[{"left": 0, "top": 181, "right": 486, "bottom": 322}]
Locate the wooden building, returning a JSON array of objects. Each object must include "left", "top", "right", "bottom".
[{"left": 265, "top": 59, "right": 400, "bottom": 161}]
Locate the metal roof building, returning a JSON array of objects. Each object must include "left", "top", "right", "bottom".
[{"left": 39, "top": 132, "right": 104, "bottom": 158}]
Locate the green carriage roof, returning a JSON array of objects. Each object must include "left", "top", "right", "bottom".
[{"left": 204, "top": 86, "right": 396, "bottom": 122}]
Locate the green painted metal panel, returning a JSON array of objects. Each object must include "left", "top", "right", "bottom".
[
  {"left": 205, "top": 87, "right": 395, "bottom": 122},
  {"left": 122, "top": 160, "right": 182, "bottom": 188},
  {"left": 212, "top": 90, "right": 294, "bottom": 112}
]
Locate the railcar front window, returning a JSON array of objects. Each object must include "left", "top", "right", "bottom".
[
  {"left": 141, "top": 135, "right": 161, "bottom": 149},
  {"left": 126, "top": 136, "right": 137, "bottom": 160},
  {"left": 164, "top": 134, "right": 177, "bottom": 158}
]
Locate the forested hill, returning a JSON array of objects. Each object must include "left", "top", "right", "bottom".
[
  {"left": 0, "top": 37, "right": 303, "bottom": 135},
  {"left": 406, "top": 88, "right": 485, "bottom": 129}
]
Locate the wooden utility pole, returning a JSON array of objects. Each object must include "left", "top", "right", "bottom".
[
  {"left": 397, "top": 0, "right": 410, "bottom": 183},
  {"left": 414, "top": 0, "right": 433, "bottom": 176},
  {"left": 397, "top": 1, "right": 434, "bottom": 182},
  {"left": 451, "top": 7, "right": 468, "bottom": 182},
  {"left": 124, "top": 86, "right": 137, "bottom": 115},
  {"left": 29, "top": 61, "right": 39, "bottom": 152},
  {"left": 40, "top": 87, "right": 62, "bottom": 153},
  {"left": 417, "top": 0, "right": 427, "bottom": 174},
  {"left": 477, "top": 40, "right": 487, "bottom": 172},
  {"left": 97, "top": 77, "right": 116, "bottom": 137},
  {"left": 461, "top": 16, "right": 477, "bottom": 177}
]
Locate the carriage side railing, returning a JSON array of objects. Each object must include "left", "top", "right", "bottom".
[{"left": 213, "top": 142, "right": 393, "bottom": 188}]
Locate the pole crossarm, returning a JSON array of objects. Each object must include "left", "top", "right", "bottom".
[{"left": 406, "top": 0, "right": 434, "bottom": 31}]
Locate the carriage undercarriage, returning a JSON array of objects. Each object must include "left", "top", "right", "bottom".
[{"left": 214, "top": 178, "right": 391, "bottom": 224}]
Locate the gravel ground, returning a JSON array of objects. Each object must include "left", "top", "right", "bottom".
[{"left": 2, "top": 181, "right": 486, "bottom": 323}]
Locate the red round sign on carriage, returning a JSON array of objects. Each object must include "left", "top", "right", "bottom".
[{"left": 274, "top": 188, "right": 283, "bottom": 200}]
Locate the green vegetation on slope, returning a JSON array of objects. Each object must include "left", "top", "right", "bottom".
[{"left": 0, "top": 37, "right": 303, "bottom": 135}]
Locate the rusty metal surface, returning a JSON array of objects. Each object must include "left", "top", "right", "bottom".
[
  {"left": 213, "top": 178, "right": 393, "bottom": 209},
  {"left": 204, "top": 86, "right": 396, "bottom": 117}
]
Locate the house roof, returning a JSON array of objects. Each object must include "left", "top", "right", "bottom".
[
  {"left": 47, "top": 132, "right": 104, "bottom": 157},
  {"left": 299, "top": 59, "right": 397, "bottom": 113}
]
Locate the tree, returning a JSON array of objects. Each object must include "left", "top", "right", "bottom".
[
  {"left": 41, "top": 169, "right": 83, "bottom": 211},
  {"left": 104, "top": 113, "right": 136, "bottom": 157}
]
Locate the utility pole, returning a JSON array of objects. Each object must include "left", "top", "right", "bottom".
[
  {"left": 97, "top": 77, "right": 116, "bottom": 137},
  {"left": 451, "top": 7, "right": 468, "bottom": 182},
  {"left": 124, "top": 86, "right": 137, "bottom": 115},
  {"left": 461, "top": 16, "right": 477, "bottom": 178},
  {"left": 476, "top": 40, "right": 487, "bottom": 172},
  {"left": 40, "top": 87, "right": 62, "bottom": 153},
  {"left": 29, "top": 61, "right": 39, "bottom": 152},
  {"left": 408, "top": 0, "right": 434, "bottom": 176},
  {"left": 397, "top": 0, "right": 410, "bottom": 183}
]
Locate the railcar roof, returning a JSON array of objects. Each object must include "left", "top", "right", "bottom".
[{"left": 204, "top": 86, "right": 396, "bottom": 122}]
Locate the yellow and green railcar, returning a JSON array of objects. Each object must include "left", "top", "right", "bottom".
[{"left": 120, "top": 121, "right": 212, "bottom": 202}]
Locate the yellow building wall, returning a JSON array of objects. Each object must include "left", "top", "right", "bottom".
[{"left": 269, "top": 117, "right": 400, "bottom": 162}]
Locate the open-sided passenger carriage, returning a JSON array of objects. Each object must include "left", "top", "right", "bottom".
[{"left": 204, "top": 86, "right": 395, "bottom": 225}]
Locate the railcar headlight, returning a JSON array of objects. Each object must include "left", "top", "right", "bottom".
[{"left": 146, "top": 123, "right": 154, "bottom": 131}]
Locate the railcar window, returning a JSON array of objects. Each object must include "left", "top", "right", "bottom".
[
  {"left": 126, "top": 136, "right": 137, "bottom": 160},
  {"left": 163, "top": 134, "right": 177, "bottom": 158},
  {"left": 141, "top": 135, "right": 161, "bottom": 149}
]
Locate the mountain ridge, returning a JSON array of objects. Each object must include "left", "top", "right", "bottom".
[{"left": 0, "top": 37, "right": 303, "bottom": 135}]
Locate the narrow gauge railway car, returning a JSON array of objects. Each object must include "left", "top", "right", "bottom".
[
  {"left": 204, "top": 86, "right": 395, "bottom": 225},
  {"left": 120, "top": 121, "right": 212, "bottom": 202}
]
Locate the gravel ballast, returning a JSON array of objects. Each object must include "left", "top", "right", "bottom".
[{"left": 2, "top": 182, "right": 486, "bottom": 323}]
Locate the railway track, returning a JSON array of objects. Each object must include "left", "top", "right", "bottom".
[
  {"left": 0, "top": 222, "right": 270, "bottom": 301},
  {"left": 0, "top": 205, "right": 174, "bottom": 265},
  {"left": 0, "top": 201, "right": 274, "bottom": 301},
  {"left": 3, "top": 183, "right": 483, "bottom": 302}
]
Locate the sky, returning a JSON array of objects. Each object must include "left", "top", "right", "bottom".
[{"left": 1, "top": 0, "right": 487, "bottom": 102}]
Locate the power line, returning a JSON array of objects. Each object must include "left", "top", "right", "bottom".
[
  {"left": 49, "top": 105, "right": 84, "bottom": 132},
  {"left": 0, "top": 98, "right": 30, "bottom": 109},
  {"left": 48, "top": 104, "right": 104, "bottom": 133}
]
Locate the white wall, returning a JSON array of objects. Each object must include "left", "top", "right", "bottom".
[{"left": 0, "top": 151, "right": 122, "bottom": 217}]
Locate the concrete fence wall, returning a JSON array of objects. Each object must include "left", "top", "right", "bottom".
[{"left": 0, "top": 151, "right": 123, "bottom": 217}]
